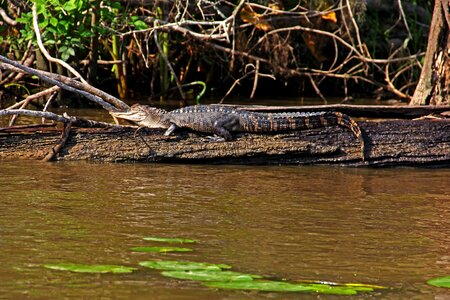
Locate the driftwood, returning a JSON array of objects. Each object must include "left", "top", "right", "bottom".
[{"left": 0, "top": 118, "right": 449, "bottom": 167}]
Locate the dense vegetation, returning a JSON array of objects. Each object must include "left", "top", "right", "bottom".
[{"left": 0, "top": 0, "right": 432, "bottom": 106}]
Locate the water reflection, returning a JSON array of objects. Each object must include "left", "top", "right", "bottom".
[{"left": 0, "top": 161, "right": 449, "bottom": 299}]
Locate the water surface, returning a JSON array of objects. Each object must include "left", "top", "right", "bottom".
[{"left": 1, "top": 161, "right": 449, "bottom": 299}]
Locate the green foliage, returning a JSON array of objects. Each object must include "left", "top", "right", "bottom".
[
  {"left": 8, "top": 0, "right": 143, "bottom": 61},
  {"left": 15, "top": 0, "right": 93, "bottom": 60},
  {"left": 130, "top": 16, "right": 148, "bottom": 30},
  {"left": 138, "top": 257, "right": 382, "bottom": 296},
  {"left": 204, "top": 280, "right": 373, "bottom": 295},
  {"left": 40, "top": 235, "right": 385, "bottom": 296},
  {"left": 161, "top": 270, "right": 262, "bottom": 282},
  {"left": 139, "top": 260, "right": 231, "bottom": 271},
  {"left": 142, "top": 236, "right": 197, "bottom": 243},
  {"left": 130, "top": 246, "right": 193, "bottom": 253},
  {"left": 427, "top": 276, "right": 450, "bottom": 288},
  {"left": 43, "top": 263, "right": 137, "bottom": 274}
]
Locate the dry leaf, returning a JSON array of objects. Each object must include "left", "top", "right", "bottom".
[
  {"left": 240, "top": 5, "right": 273, "bottom": 31},
  {"left": 321, "top": 11, "right": 337, "bottom": 23}
]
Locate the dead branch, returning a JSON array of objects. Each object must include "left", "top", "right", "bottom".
[
  {"left": 79, "top": 60, "right": 123, "bottom": 65},
  {"left": 0, "top": 7, "right": 18, "bottom": 26},
  {"left": 42, "top": 92, "right": 59, "bottom": 124},
  {"left": 250, "top": 60, "right": 259, "bottom": 99},
  {"left": 42, "top": 121, "right": 72, "bottom": 162},
  {"left": 0, "top": 41, "right": 34, "bottom": 86},
  {"left": 259, "top": 25, "right": 424, "bottom": 65},
  {"left": 0, "top": 109, "right": 69, "bottom": 123},
  {"left": 6, "top": 86, "right": 60, "bottom": 110},
  {"left": 7, "top": 86, "right": 60, "bottom": 126},
  {"left": 0, "top": 55, "right": 121, "bottom": 112},
  {"left": 0, "top": 109, "right": 122, "bottom": 128},
  {"left": 219, "top": 70, "right": 255, "bottom": 103},
  {"left": 38, "top": 71, "right": 129, "bottom": 111},
  {"left": 384, "top": 47, "right": 411, "bottom": 100},
  {"left": 309, "top": 75, "right": 327, "bottom": 104}
]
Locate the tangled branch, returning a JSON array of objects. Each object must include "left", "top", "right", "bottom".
[
  {"left": 115, "top": 1, "right": 426, "bottom": 101},
  {"left": 0, "top": 0, "right": 430, "bottom": 103}
]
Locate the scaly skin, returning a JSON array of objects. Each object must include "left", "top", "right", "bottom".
[{"left": 111, "top": 104, "right": 365, "bottom": 160}]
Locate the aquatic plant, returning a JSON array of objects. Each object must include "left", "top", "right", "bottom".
[
  {"left": 43, "top": 263, "right": 136, "bottom": 274},
  {"left": 427, "top": 276, "right": 450, "bottom": 288},
  {"left": 142, "top": 237, "right": 197, "bottom": 243},
  {"left": 130, "top": 246, "right": 193, "bottom": 253}
]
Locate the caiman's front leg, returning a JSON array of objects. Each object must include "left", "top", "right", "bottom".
[{"left": 163, "top": 123, "right": 177, "bottom": 136}]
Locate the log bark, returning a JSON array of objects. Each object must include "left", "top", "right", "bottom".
[{"left": 0, "top": 119, "right": 449, "bottom": 167}]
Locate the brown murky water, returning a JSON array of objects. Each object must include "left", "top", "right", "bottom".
[{"left": 1, "top": 160, "right": 449, "bottom": 299}]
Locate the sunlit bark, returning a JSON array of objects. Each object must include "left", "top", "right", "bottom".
[{"left": 0, "top": 120, "right": 449, "bottom": 166}]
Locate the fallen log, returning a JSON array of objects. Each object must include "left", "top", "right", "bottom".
[
  {"left": 0, "top": 118, "right": 449, "bottom": 166},
  {"left": 2, "top": 54, "right": 449, "bottom": 167}
]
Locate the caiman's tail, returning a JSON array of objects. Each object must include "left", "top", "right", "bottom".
[
  {"left": 327, "top": 112, "right": 365, "bottom": 161},
  {"left": 265, "top": 111, "right": 366, "bottom": 161}
]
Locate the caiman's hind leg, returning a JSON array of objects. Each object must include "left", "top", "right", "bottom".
[{"left": 213, "top": 115, "right": 240, "bottom": 141}]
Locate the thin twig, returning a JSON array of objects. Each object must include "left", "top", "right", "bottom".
[
  {"left": 397, "top": 0, "right": 413, "bottom": 40},
  {"left": 79, "top": 59, "right": 123, "bottom": 65},
  {"left": 307, "top": 74, "right": 327, "bottom": 104},
  {"left": 219, "top": 70, "right": 255, "bottom": 103},
  {"left": 250, "top": 60, "right": 260, "bottom": 99},
  {"left": 6, "top": 85, "right": 60, "bottom": 110},
  {"left": 7, "top": 86, "right": 60, "bottom": 126},
  {"left": 42, "top": 92, "right": 59, "bottom": 124},
  {"left": 384, "top": 47, "right": 411, "bottom": 99},
  {"left": 0, "top": 41, "right": 34, "bottom": 85},
  {"left": 153, "top": 27, "right": 186, "bottom": 100},
  {"left": 260, "top": 25, "right": 424, "bottom": 64},
  {"left": 32, "top": 3, "right": 88, "bottom": 84},
  {"left": 229, "top": 0, "right": 247, "bottom": 70}
]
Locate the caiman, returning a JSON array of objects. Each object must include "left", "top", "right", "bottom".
[{"left": 111, "top": 104, "right": 366, "bottom": 160}]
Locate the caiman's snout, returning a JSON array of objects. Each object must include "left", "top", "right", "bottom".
[
  {"left": 110, "top": 109, "right": 147, "bottom": 123},
  {"left": 110, "top": 104, "right": 168, "bottom": 128}
]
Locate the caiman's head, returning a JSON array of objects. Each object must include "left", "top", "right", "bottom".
[{"left": 110, "top": 104, "right": 169, "bottom": 128}]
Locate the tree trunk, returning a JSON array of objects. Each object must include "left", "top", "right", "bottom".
[
  {"left": 87, "top": 0, "right": 100, "bottom": 85},
  {"left": 1, "top": 119, "right": 449, "bottom": 166},
  {"left": 410, "top": 0, "right": 450, "bottom": 105}
]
